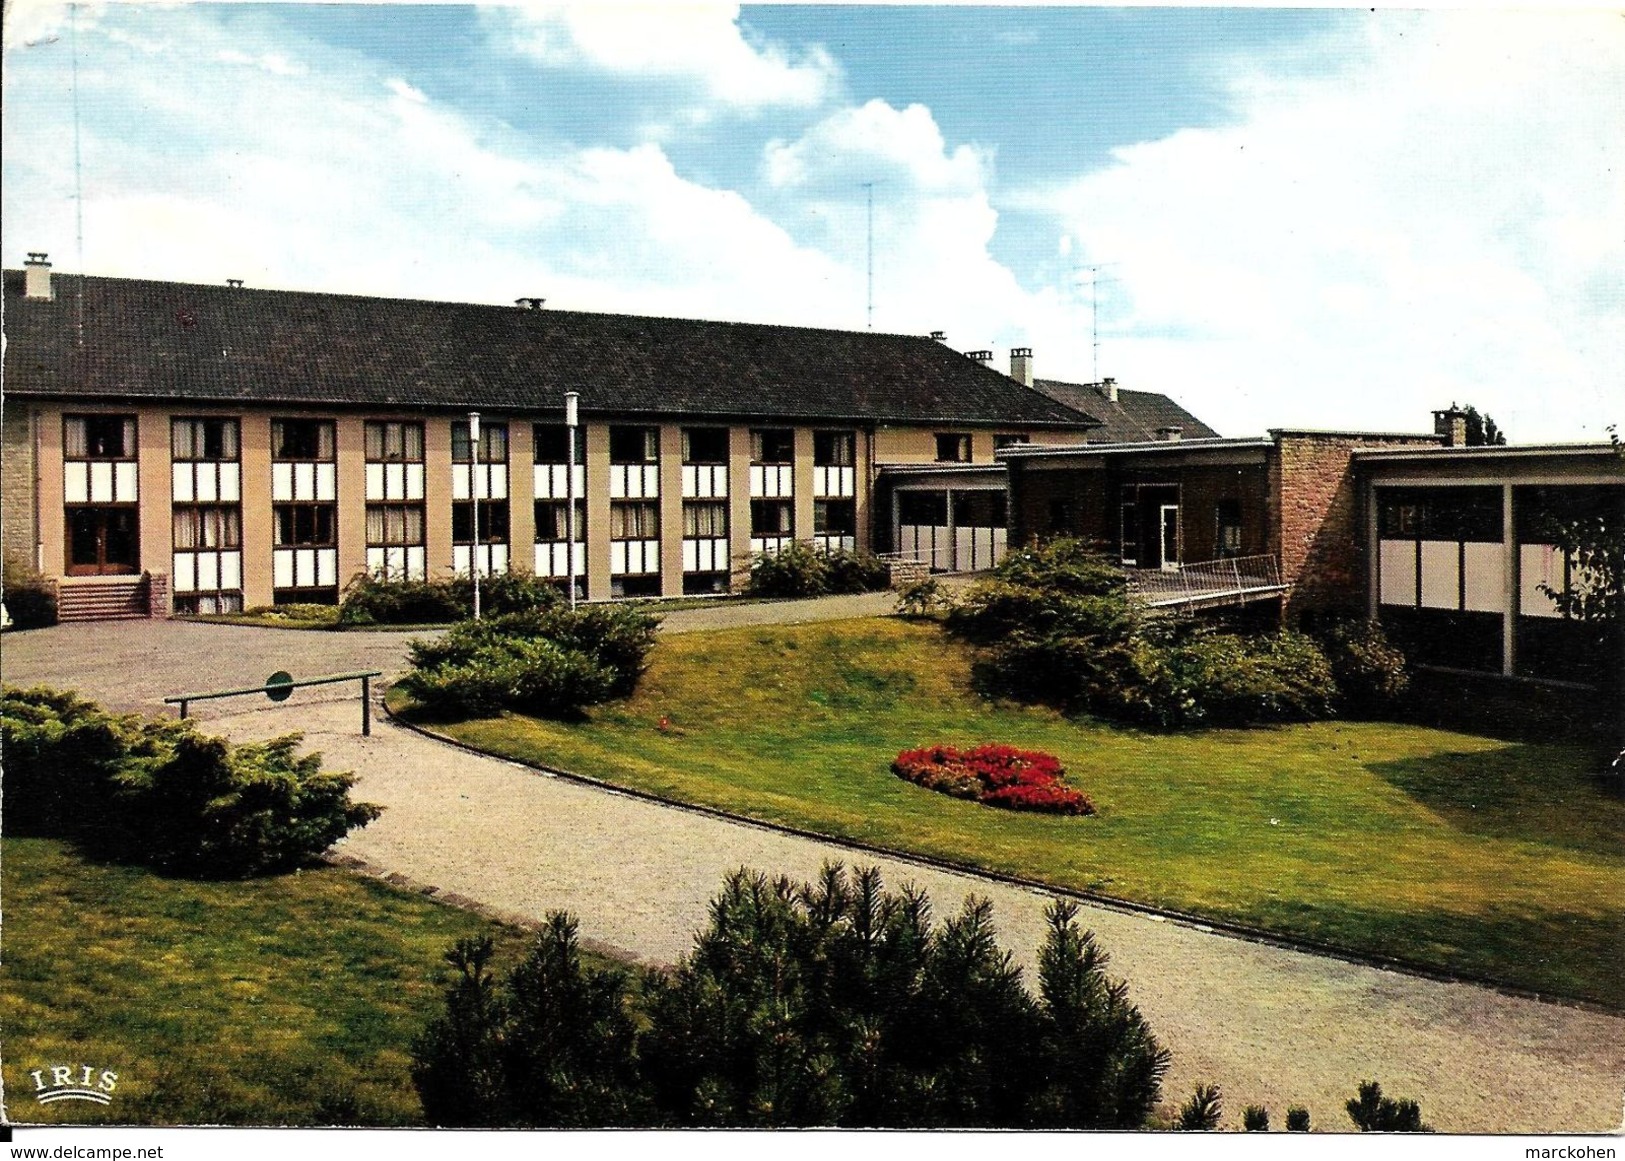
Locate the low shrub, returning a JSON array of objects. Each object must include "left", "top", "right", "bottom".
[
  {"left": 745, "top": 542, "right": 828, "bottom": 598},
  {"left": 745, "top": 544, "right": 891, "bottom": 599},
  {"left": 1316, "top": 616, "right": 1410, "bottom": 713},
  {"left": 1166, "top": 630, "right": 1338, "bottom": 727},
  {"left": 399, "top": 605, "right": 660, "bottom": 719},
  {"left": 894, "top": 577, "right": 954, "bottom": 619},
  {"left": 821, "top": 548, "right": 891, "bottom": 594},
  {"left": 414, "top": 864, "right": 1169, "bottom": 1128},
  {"left": 1346, "top": 1080, "right": 1430, "bottom": 1132},
  {"left": 244, "top": 603, "right": 342, "bottom": 626},
  {"left": 0, "top": 686, "right": 380, "bottom": 877},
  {"left": 339, "top": 571, "right": 563, "bottom": 626},
  {"left": 1285, "top": 1105, "right": 1311, "bottom": 1132},
  {"left": 1242, "top": 1104, "right": 1270, "bottom": 1131},
  {"left": 1176, "top": 1083, "right": 1223, "bottom": 1131},
  {"left": 891, "top": 744, "right": 1095, "bottom": 815},
  {"left": 339, "top": 574, "right": 466, "bottom": 626},
  {"left": 3, "top": 558, "right": 57, "bottom": 629}
]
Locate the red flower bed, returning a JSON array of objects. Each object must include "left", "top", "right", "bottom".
[{"left": 890, "top": 744, "right": 1095, "bottom": 816}]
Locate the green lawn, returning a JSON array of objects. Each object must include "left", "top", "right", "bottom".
[
  {"left": 395, "top": 617, "right": 1625, "bottom": 1007},
  {"left": 0, "top": 838, "right": 534, "bottom": 1126}
]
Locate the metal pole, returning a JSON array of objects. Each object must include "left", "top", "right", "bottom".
[
  {"left": 361, "top": 674, "right": 371, "bottom": 736},
  {"left": 469, "top": 411, "right": 482, "bottom": 620},
  {"left": 565, "top": 391, "right": 581, "bottom": 610}
]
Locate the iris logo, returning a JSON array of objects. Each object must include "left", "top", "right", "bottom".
[{"left": 30, "top": 1064, "right": 118, "bottom": 1105}]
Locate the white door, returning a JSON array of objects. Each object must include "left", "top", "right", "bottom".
[{"left": 1159, "top": 505, "right": 1180, "bottom": 572}]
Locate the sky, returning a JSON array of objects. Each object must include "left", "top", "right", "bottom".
[{"left": 3, "top": 2, "right": 1622, "bottom": 441}]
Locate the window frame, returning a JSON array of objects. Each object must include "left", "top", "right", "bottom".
[
  {"left": 171, "top": 417, "right": 240, "bottom": 462},
  {"left": 934, "top": 433, "right": 972, "bottom": 463},
  {"left": 271, "top": 418, "right": 336, "bottom": 462}
]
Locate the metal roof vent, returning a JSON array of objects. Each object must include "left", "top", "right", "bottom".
[
  {"left": 226, "top": 279, "right": 244, "bottom": 289},
  {"left": 930, "top": 330, "right": 946, "bottom": 341},
  {"left": 966, "top": 349, "right": 993, "bottom": 363},
  {"left": 515, "top": 297, "right": 546, "bottom": 310}
]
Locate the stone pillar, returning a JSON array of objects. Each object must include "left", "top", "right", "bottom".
[
  {"left": 423, "top": 415, "right": 455, "bottom": 579},
  {"left": 659, "top": 423, "right": 685, "bottom": 596},
  {"left": 729, "top": 426, "right": 754, "bottom": 590},
  {"left": 793, "top": 426, "right": 815, "bottom": 544},
  {"left": 585, "top": 422, "right": 612, "bottom": 600},
  {"left": 238, "top": 413, "right": 274, "bottom": 608},
  {"left": 335, "top": 415, "right": 368, "bottom": 593},
  {"left": 509, "top": 419, "right": 536, "bottom": 574}
]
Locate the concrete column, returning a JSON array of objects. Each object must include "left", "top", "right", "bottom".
[
  {"left": 585, "top": 422, "right": 612, "bottom": 600},
  {"left": 659, "top": 424, "right": 685, "bottom": 596},
  {"left": 729, "top": 426, "right": 753, "bottom": 590},
  {"left": 1502, "top": 483, "right": 1517, "bottom": 676},
  {"left": 423, "top": 415, "right": 455, "bottom": 579},
  {"left": 509, "top": 420, "right": 535, "bottom": 572},
  {"left": 335, "top": 416, "right": 368, "bottom": 592},
  {"left": 136, "top": 406, "right": 174, "bottom": 610},
  {"left": 855, "top": 427, "right": 875, "bottom": 554},
  {"left": 238, "top": 413, "right": 274, "bottom": 607},
  {"left": 35, "top": 407, "right": 64, "bottom": 579},
  {"left": 793, "top": 426, "right": 815, "bottom": 543}
]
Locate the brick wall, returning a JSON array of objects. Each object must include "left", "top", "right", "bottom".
[
  {"left": 2, "top": 407, "right": 36, "bottom": 569},
  {"left": 1270, "top": 433, "right": 1436, "bottom": 622}
]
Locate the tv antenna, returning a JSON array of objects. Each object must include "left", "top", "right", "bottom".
[
  {"left": 860, "top": 181, "right": 882, "bottom": 329},
  {"left": 1082, "top": 263, "right": 1122, "bottom": 382},
  {"left": 71, "top": 2, "right": 87, "bottom": 344}
]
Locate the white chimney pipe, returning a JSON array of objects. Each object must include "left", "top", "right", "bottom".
[
  {"left": 1010, "top": 347, "right": 1033, "bottom": 388},
  {"left": 1101, "top": 376, "right": 1118, "bottom": 403},
  {"left": 24, "top": 253, "right": 52, "bottom": 301}
]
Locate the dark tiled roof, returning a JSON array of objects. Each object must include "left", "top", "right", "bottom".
[
  {"left": 1031, "top": 378, "right": 1220, "bottom": 442},
  {"left": 2, "top": 271, "right": 1098, "bottom": 428}
]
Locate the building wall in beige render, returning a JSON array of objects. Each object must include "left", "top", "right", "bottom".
[{"left": 15, "top": 406, "right": 1079, "bottom": 612}]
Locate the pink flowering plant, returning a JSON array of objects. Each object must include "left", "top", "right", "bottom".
[{"left": 890, "top": 744, "right": 1095, "bottom": 815}]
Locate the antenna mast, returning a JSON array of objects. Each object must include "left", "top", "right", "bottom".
[
  {"left": 71, "top": 2, "right": 86, "bottom": 345},
  {"left": 862, "top": 181, "right": 875, "bottom": 329}
]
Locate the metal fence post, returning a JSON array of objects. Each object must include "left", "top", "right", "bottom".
[{"left": 361, "top": 674, "right": 372, "bottom": 737}]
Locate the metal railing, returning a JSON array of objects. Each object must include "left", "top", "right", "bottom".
[
  {"left": 165, "top": 670, "right": 383, "bottom": 734},
  {"left": 1127, "top": 554, "right": 1285, "bottom": 608}
]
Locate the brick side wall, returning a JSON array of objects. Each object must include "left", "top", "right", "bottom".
[
  {"left": 1, "top": 407, "right": 36, "bottom": 569},
  {"left": 1271, "top": 433, "right": 1437, "bottom": 622}
]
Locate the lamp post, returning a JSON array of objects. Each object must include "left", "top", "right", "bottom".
[
  {"left": 565, "top": 391, "right": 581, "bottom": 610},
  {"left": 468, "top": 410, "right": 481, "bottom": 621}
]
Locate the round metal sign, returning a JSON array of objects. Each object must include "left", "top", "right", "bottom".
[{"left": 264, "top": 671, "right": 295, "bottom": 702}]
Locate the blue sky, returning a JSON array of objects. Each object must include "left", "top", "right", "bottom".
[{"left": 4, "top": 3, "right": 1622, "bottom": 441}]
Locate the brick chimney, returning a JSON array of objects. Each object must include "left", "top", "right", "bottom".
[
  {"left": 1010, "top": 346, "right": 1033, "bottom": 388},
  {"left": 1156, "top": 425, "right": 1183, "bottom": 443},
  {"left": 1433, "top": 406, "right": 1468, "bottom": 447},
  {"left": 966, "top": 349, "right": 993, "bottom": 364},
  {"left": 24, "top": 252, "right": 52, "bottom": 300},
  {"left": 1100, "top": 376, "right": 1118, "bottom": 403}
]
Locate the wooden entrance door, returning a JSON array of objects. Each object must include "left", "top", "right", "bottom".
[{"left": 66, "top": 508, "right": 140, "bottom": 576}]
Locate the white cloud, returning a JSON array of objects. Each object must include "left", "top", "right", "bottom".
[
  {"left": 504, "top": 3, "right": 838, "bottom": 111},
  {"left": 1040, "top": 10, "right": 1625, "bottom": 441}
]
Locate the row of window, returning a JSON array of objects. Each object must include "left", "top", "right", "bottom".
[
  {"left": 67, "top": 416, "right": 879, "bottom": 468},
  {"left": 166, "top": 498, "right": 860, "bottom": 551}
]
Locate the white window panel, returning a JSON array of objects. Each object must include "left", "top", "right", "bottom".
[
  {"left": 814, "top": 466, "right": 856, "bottom": 499},
  {"left": 405, "top": 463, "right": 424, "bottom": 501},
  {"left": 220, "top": 462, "right": 241, "bottom": 503},
  {"left": 992, "top": 527, "right": 1008, "bottom": 564},
  {"left": 1379, "top": 539, "right": 1417, "bottom": 607},
  {"left": 367, "top": 547, "right": 388, "bottom": 576},
  {"left": 273, "top": 549, "right": 295, "bottom": 589},
  {"left": 386, "top": 463, "right": 407, "bottom": 501},
  {"left": 114, "top": 461, "right": 138, "bottom": 502},
  {"left": 317, "top": 548, "right": 337, "bottom": 587},
  {"left": 610, "top": 540, "right": 627, "bottom": 574},
  {"left": 195, "top": 463, "right": 218, "bottom": 504},
  {"left": 294, "top": 548, "right": 316, "bottom": 588},
  {"left": 1519, "top": 543, "right": 1565, "bottom": 618},
  {"left": 294, "top": 462, "right": 316, "bottom": 501},
  {"left": 221, "top": 552, "right": 242, "bottom": 590},
  {"left": 64, "top": 462, "right": 89, "bottom": 504},
  {"left": 1461, "top": 541, "right": 1504, "bottom": 613},
  {"left": 272, "top": 462, "right": 294, "bottom": 502},
  {"left": 682, "top": 464, "right": 727, "bottom": 499},
  {"left": 198, "top": 551, "right": 220, "bottom": 591},
  {"left": 316, "top": 463, "right": 337, "bottom": 502},
  {"left": 89, "top": 461, "right": 114, "bottom": 503},
  {"left": 406, "top": 545, "right": 425, "bottom": 579},
  {"left": 1419, "top": 540, "right": 1460, "bottom": 610},
  {"left": 172, "top": 462, "right": 194, "bottom": 502},
  {"left": 750, "top": 536, "right": 793, "bottom": 556},
  {"left": 173, "top": 553, "right": 197, "bottom": 593},
  {"left": 814, "top": 535, "right": 856, "bottom": 555},
  {"left": 453, "top": 544, "right": 470, "bottom": 575},
  {"left": 452, "top": 463, "right": 471, "bottom": 501},
  {"left": 682, "top": 538, "right": 697, "bottom": 573},
  {"left": 536, "top": 463, "right": 586, "bottom": 500},
  {"left": 493, "top": 464, "right": 510, "bottom": 500},
  {"left": 751, "top": 465, "right": 793, "bottom": 498},
  {"left": 365, "top": 463, "right": 386, "bottom": 501}
]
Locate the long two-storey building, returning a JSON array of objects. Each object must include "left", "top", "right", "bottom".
[{"left": 3, "top": 257, "right": 1114, "bottom": 618}]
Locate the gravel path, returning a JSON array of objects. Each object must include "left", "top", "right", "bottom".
[{"left": 4, "top": 615, "right": 1622, "bottom": 1132}]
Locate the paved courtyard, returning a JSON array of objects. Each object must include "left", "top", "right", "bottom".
[{"left": 3, "top": 612, "right": 1622, "bottom": 1132}]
